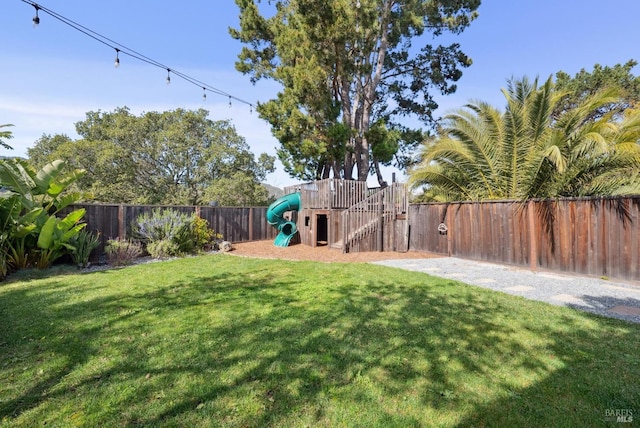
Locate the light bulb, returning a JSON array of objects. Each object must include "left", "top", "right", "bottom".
[
  {"left": 202, "top": 88, "right": 207, "bottom": 102},
  {"left": 32, "top": 7, "right": 40, "bottom": 27},
  {"left": 356, "top": 0, "right": 361, "bottom": 8},
  {"left": 166, "top": 69, "right": 171, "bottom": 85},
  {"left": 228, "top": 96, "right": 232, "bottom": 108},
  {"left": 114, "top": 49, "right": 120, "bottom": 68}
]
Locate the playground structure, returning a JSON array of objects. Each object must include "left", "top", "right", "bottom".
[{"left": 267, "top": 178, "right": 409, "bottom": 253}]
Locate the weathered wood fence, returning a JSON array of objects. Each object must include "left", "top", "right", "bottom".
[
  {"left": 408, "top": 196, "right": 640, "bottom": 282},
  {"left": 70, "top": 204, "right": 277, "bottom": 256},
  {"left": 71, "top": 196, "right": 640, "bottom": 282}
]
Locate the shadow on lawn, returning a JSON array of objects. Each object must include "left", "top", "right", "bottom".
[
  {"left": 0, "top": 280, "right": 141, "bottom": 420},
  {"left": 1, "top": 259, "right": 640, "bottom": 426}
]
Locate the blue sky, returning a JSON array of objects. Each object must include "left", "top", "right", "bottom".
[{"left": 2, "top": 0, "right": 639, "bottom": 187}]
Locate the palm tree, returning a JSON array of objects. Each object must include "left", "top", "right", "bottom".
[
  {"left": 409, "top": 76, "right": 640, "bottom": 201},
  {"left": 0, "top": 124, "right": 14, "bottom": 151}
]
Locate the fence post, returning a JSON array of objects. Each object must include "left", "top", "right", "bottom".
[
  {"left": 118, "top": 204, "right": 125, "bottom": 240},
  {"left": 446, "top": 205, "right": 453, "bottom": 257},
  {"left": 528, "top": 201, "right": 538, "bottom": 271},
  {"left": 342, "top": 211, "right": 348, "bottom": 254},
  {"left": 391, "top": 184, "right": 396, "bottom": 252},
  {"left": 404, "top": 205, "right": 410, "bottom": 252},
  {"left": 248, "top": 207, "right": 254, "bottom": 241},
  {"left": 377, "top": 191, "right": 384, "bottom": 252}
]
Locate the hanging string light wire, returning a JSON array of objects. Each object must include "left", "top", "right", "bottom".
[{"left": 20, "top": 0, "right": 255, "bottom": 109}]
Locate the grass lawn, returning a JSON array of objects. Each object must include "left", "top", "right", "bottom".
[{"left": 1, "top": 254, "right": 639, "bottom": 427}]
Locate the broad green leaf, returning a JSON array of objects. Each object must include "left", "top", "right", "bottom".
[
  {"left": 55, "top": 192, "right": 84, "bottom": 212},
  {"left": 19, "top": 207, "right": 44, "bottom": 223},
  {"left": 62, "top": 223, "right": 86, "bottom": 242},
  {"left": 33, "top": 160, "right": 65, "bottom": 195},
  {"left": 59, "top": 209, "right": 86, "bottom": 231},
  {"left": 0, "top": 159, "right": 35, "bottom": 197},
  {"left": 37, "top": 216, "right": 57, "bottom": 250},
  {"left": 56, "top": 169, "right": 86, "bottom": 190},
  {"left": 46, "top": 181, "right": 65, "bottom": 198},
  {"left": 14, "top": 223, "right": 37, "bottom": 238}
]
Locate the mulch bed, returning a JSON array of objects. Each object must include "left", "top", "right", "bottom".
[{"left": 229, "top": 240, "right": 441, "bottom": 263}]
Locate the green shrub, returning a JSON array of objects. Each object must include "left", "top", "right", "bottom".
[
  {"left": 69, "top": 230, "right": 101, "bottom": 268},
  {"left": 147, "top": 239, "right": 179, "bottom": 259},
  {"left": 35, "top": 209, "right": 87, "bottom": 270},
  {"left": 130, "top": 209, "right": 226, "bottom": 257},
  {"left": 0, "top": 159, "right": 87, "bottom": 272},
  {"left": 105, "top": 238, "right": 142, "bottom": 266},
  {"left": 191, "top": 216, "right": 223, "bottom": 251},
  {"left": 132, "top": 209, "right": 194, "bottom": 254}
]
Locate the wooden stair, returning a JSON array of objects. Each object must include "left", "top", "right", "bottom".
[{"left": 339, "top": 183, "right": 408, "bottom": 253}]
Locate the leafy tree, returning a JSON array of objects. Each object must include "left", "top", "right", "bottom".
[
  {"left": 231, "top": 0, "right": 480, "bottom": 184},
  {"left": 0, "top": 123, "right": 14, "bottom": 151},
  {"left": 203, "top": 172, "right": 274, "bottom": 206},
  {"left": 27, "top": 133, "right": 74, "bottom": 169},
  {"left": 409, "top": 76, "right": 640, "bottom": 202},
  {"left": 29, "top": 108, "right": 276, "bottom": 205},
  {"left": 553, "top": 60, "right": 640, "bottom": 121},
  {"left": 48, "top": 137, "right": 135, "bottom": 202}
]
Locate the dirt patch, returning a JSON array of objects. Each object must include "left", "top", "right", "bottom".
[{"left": 229, "top": 240, "right": 442, "bottom": 263}]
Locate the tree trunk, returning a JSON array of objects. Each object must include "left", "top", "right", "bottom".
[
  {"left": 373, "top": 158, "right": 388, "bottom": 188},
  {"left": 357, "top": 136, "right": 369, "bottom": 181}
]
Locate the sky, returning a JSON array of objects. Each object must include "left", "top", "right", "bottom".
[{"left": 2, "top": 0, "right": 639, "bottom": 188}]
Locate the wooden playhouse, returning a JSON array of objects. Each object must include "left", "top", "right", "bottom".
[{"left": 281, "top": 179, "right": 409, "bottom": 253}]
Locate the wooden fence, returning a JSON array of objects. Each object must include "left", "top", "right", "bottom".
[
  {"left": 408, "top": 196, "right": 640, "bottom": 282},
  {"left": 70, "top": 204, "right": 277, "bottom": 257},
  {"left": 70, "top": 195, "right": 640, "bottom": 282}
]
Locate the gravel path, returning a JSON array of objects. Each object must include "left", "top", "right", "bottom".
[{"left": 372, "top": 257, "right": 640, "bottom": 324}]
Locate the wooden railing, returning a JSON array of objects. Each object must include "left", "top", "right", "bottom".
[
  {"left": 284, "top": 179, "right": 369, "bottom": 209},
  {"left": 341, "top": 183, "right": 407, "bottom": 252}
]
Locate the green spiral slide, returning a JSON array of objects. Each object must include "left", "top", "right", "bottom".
[{"left": 266, "top": 192, "right": 302, "bottom": 247}]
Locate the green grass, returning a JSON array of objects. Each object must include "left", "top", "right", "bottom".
[{"left": 1, "top": 255, "right": 639, "bottom": 427}]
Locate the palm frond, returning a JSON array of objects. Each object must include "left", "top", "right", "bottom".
[{"left": 409, "top": 76, "right": 640, "bottom": 202}]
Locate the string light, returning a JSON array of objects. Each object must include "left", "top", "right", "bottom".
[
  {"left": 202, "top": 87, "right": 207, "bottom": 102},
  {"left": 32, "top": 4, "right": 40, "bottom": 27},
  {"left": 20, "top": 0, "right": 256, "bottom": 109}
]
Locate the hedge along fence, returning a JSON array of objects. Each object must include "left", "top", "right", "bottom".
[
  {"left": 408, "top": 196, "right": 640, "bottom": 282},
  {"left": 67, "top": 204, "right": 277, "bottom": 258}
]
